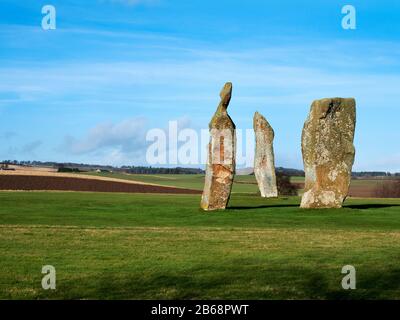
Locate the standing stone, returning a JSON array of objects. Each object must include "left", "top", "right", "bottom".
[
  {"left": 253, "top": 112, "right": 278, "bottom": 198},
  {"left": 200, "top": 82, "right": 236, "bottom": 211},
  {"left": 301, "top": 98, "right": 356, "bottom": 209}
]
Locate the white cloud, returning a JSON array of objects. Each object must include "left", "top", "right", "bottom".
[
  {"left": 63, "top": 117, "right": 147, "bottom": 155},
  {"left": 59, "top": 116, "right": 204, "bottom": 166}
]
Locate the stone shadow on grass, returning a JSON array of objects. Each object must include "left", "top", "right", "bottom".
[
  {"left": 345, "top": 204, "right": 400, "bottom": 210},
  {"left": 229, "top": 203, "right": 400, "bottom": 210},
  {"left": 228, "top": 204, "right": 299, "bottom": 210},
  {"left": 49, "top": 259, "right": 400, "bottom": 299},
  {"left": 72, "top": 265, "right": 400, "bottom": 300}
]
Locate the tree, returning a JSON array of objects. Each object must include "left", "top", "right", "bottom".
[{"left": 276, "top": 172, "right": 300, "bottom": 196}]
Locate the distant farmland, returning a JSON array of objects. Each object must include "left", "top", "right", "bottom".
[
  {"left": 80, "top": 172, "right": 392, "bottom": 198},
  {"left": 0, "top": 169, "right": 395, "bottom": 198}
]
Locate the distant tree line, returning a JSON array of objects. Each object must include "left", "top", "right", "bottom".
[
  {"left": 122, "top": 166, "right": 204, "bottom": 174},
  {"left": 1, "top": 160, "right": 204, "bottom": 175},
  {"left": 1, "top": 160, "right": 399, "bottom": 176},
  {"left": 352, "top": 171, "right": 396, "bottom": 177},
  {"left": 276, "top": 172, "right": 300, "bottom": 196},
  {"left": 276, "top": 167, "right": 305, "bottom": 177},
  {"left": 58, "top": 167, "right": 82, "bottom": 173}
]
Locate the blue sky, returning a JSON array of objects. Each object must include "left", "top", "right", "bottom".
[{"left": 1, "top": 0, "right": 400, "bottom": 171}]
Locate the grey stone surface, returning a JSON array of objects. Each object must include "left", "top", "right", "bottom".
[
  {"left": 253, "top": 112, "right": 278, "bottom": 198},
  {"left": 301, "top": 98, "right": 356, "bottom": 209}
]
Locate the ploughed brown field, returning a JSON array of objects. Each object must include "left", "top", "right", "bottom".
[
  {"left": 0, "top": 170, "right": 391, "bottom": 198},
  {"left": 348, "top": 184, "right": 378, "bottom": 198},
  {"left": 292, "top": 181, "right": 386, "bottom": 198},
  {"left": 0, "top": 175, "right": 201, "bottom": 195}
]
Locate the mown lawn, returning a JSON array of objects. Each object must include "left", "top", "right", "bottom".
[{"left": 1, "top": 191, "right": 400, "bottom": 299}]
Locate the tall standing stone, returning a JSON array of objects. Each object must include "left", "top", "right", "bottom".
[
  {"left": 200, "top": 82, "right": 236, "bottom": 211},
  {"left": 301, "top": 98, "right": 356, "bottom": 209},
  {"left": 253, "top": 112, "right": 278, "bottom": 198}
]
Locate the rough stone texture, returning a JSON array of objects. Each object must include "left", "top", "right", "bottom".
[
  {"left": 253, "top": 112, "right": 278, "bottom": 198},
  {"left": 200, "top": 82, "right": 236, "bottom": 211},
  {"left": 301, "top": 98, "right": 356, "bottom": 209}
]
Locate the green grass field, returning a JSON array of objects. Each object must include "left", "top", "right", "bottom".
[
  {"left": 82, "top": 172, "right": 260, "bottom": 193},
  {"left": 1, "top": 191, "right": 400, "bottom": 299}
]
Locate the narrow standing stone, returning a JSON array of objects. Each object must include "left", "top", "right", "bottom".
[
  {"left": 301, "top": 98, "right": 356, "bottom": 209},
  {"left": 253, "top": 112, "right": 278, "bottom": 198},
  {"left": 200, "top": 82, "right": 236, "bottom": 211}
]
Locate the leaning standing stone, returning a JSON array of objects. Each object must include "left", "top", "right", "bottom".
[
  {"left": 200, "top": 82, "right": 236, "bottom": 211},
  {"left": 301, "top": 98, "right": 356, "bottom": 209},
  {"left": 253, "top": 112, "right": 278, "bottom": 198}
]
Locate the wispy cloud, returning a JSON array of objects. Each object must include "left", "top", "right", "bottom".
[
  {"left": 3, "top": 140, "right": 43, "bottom": 158},
  {"left": 100, "top": 0, "right": 159, "bottom": 7},
  {"left": 0, "top": 131, "right": 18, "bottom": 139},
  {"left": 63, "top": 117, "right": 147, "bottom": 155},
  {"left": 2, "top": 52, "right": 400, "bottom": 109},
  {"left": 21, "top": 140, "right": 42, "bottom": 154}
]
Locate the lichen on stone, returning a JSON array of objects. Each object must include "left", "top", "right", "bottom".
[
  {"left": 253, "top": 111, "right": 278, "bottom": 198},
  {"left": 301, "top": 98, "right": 356, "bottom": 209},
  {"left": 200, "top": 82, "right": 236, "bottom": 211}
]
